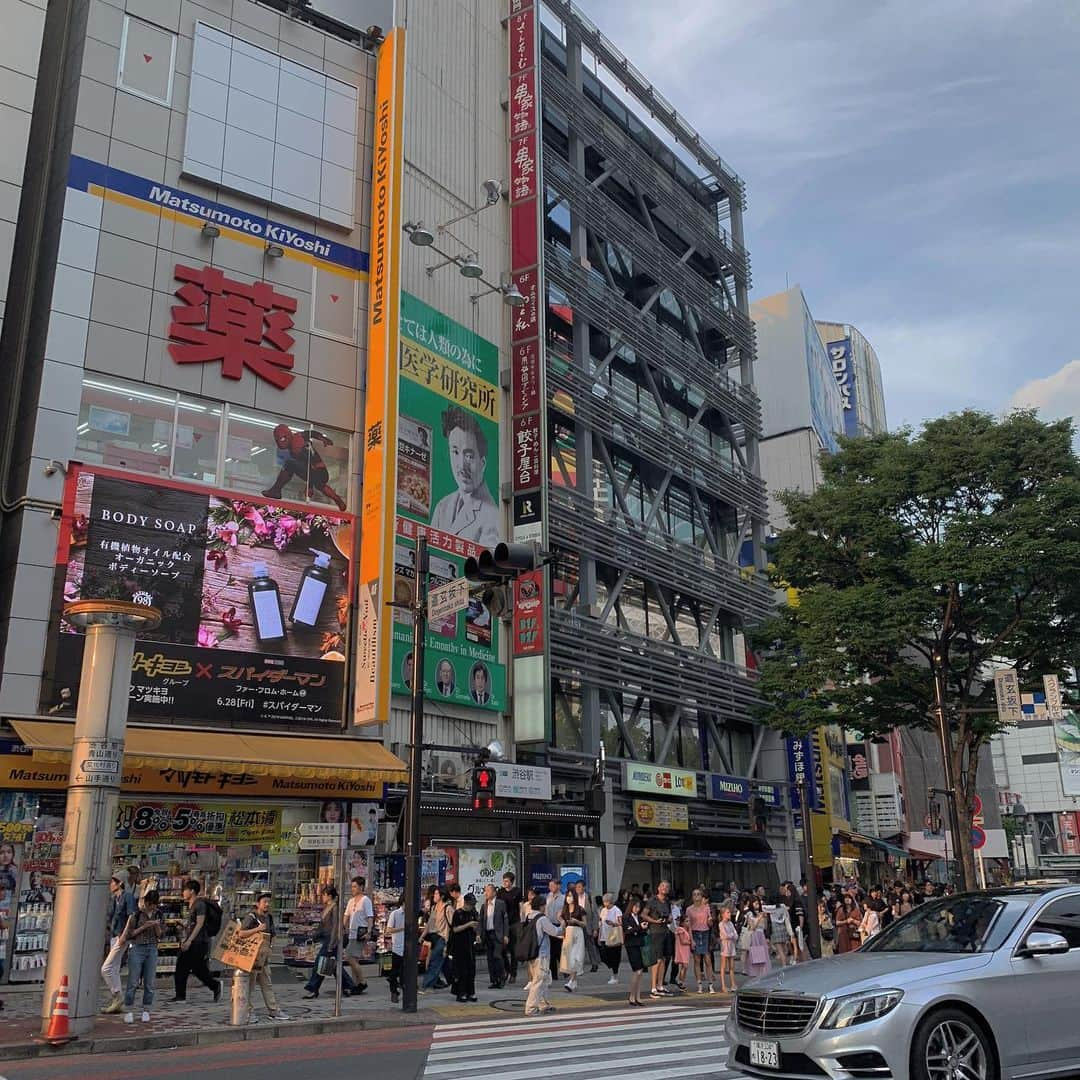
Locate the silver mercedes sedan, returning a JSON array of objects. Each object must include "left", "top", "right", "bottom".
[{"left": 726, "top": 886, "right": 1080, "bottom": 1080}]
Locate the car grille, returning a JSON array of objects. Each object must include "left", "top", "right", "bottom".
[{"left": 736, "top": 990, "right": 820, "bottom": 1036}]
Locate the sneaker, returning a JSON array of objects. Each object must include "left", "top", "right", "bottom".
[
  {"left": 270, "top": 1012, "right": 290, "bottom": 1021},
  {"left": 103, "top": 993, "right": 124, "bottom": 1014},
  {"left": 247, "top": 1015, "right": 259, "bottom": 1025},
  {"left": 607, "top": 976, "right": 618, "bottom": 985},
  {"left": 708, "top": 985, "right": 716, "bottom": 995},
  {"left": 698, "top": 986, "right": 706, "bottom": 994},
  {"left": 650, "top": 989, "right": 662, "bottom": 997},
  {"left": 123, "top": 1012, "right": 134, "bottom": 1024},
  {"left": 141, "top": 1011, "right": 151, "bottom": 1023}
]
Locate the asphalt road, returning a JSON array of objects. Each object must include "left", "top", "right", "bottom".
[{"left": 0, "top": 1028, "right": 435, "bottom": 1080}]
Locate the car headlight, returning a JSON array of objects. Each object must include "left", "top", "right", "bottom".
[{"left": 821, "top": 989, "right": 903, "bottom": 1029}]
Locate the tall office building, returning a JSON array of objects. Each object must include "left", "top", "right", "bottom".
[{"left": 816, "top": 320, "right": 888, "bottom": 438}]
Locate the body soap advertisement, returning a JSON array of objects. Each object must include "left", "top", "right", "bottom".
[{"left": 41, "top": 465, "right": 353, "bottom": 727}]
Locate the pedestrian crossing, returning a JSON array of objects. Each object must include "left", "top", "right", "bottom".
[{"left": 422, "top": 1005, "right": 738, "bottom": 1080}]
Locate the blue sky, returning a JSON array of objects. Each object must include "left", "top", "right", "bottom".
[{"left": 574, "top": 0, "right": 1080, "bottom": 431}]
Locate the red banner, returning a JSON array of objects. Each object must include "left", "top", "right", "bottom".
[{"left": 513, "top": 570, "right": 546, "bottom": 657}]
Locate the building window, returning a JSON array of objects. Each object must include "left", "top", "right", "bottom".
[
  {"left": 76, "top": 376, "right": 352, "bottom": 511},
  {"left": 118, "top": 15, "right": 177, "bottom": 106}
]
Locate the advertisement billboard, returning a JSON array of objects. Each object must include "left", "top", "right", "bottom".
[
  {"left": 632, "top": 799, "right": 690, "bottom": 831},
  {"left": 42, "top": 465, "right": 352, "bottom": 727},
  {"left": 356, "top": 27, "right": 406, "bottom": 726},
  {"left": 622, "top": 763, "right": 697, "bottom": 798},
  {"left": 390, "top": 293, "right": 506, "bottom": 712},
  {"left": 1053, "top": 710, "right": 1080, "bottom": 796},
  {"left": 803, "top": 302, "right": 843, "bottom": 454},
  {"left": 827, "top": 338, "right": 859, "bottom": 438}
]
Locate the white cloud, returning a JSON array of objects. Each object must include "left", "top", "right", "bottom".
[{"left": 1009, "top": 361, "right": 1080, "bottom": 424}]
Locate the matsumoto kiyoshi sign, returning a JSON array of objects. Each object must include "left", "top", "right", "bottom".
[{"left": 623, "top": 763, "right": 697, "bottom": 798}]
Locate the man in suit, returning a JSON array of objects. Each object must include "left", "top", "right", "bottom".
[
  {"left": 545, "top": 878, "right": 565, "bottom": 979},
  {"left": 481, "top": 884, "right": 509, "bottom": 988},
  {"left": 430, "top": 407, "right": 500, "bottom": 547},
  {"left": 497, "top": 871, "right": 523, "bottom": 984}
]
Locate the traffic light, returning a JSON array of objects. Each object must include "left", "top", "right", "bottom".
[
  {"left": 472, "top": 764, "right": 497, "bottom": 810},
  {"left": 464, "top": 543, "right": 542, "bottom": 618}
]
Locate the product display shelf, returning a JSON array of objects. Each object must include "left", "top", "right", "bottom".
[
  {"left": 9, "top": 901, "right": 51, "bottom": 982},
  {"left": 153, "top": 888, "right": 190, "bottom": 975},
  {"left": 282, "top": 888, "right": 323, "bottom": 969}
]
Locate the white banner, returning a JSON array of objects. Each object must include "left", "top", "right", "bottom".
[{"left": 994, "top": 668, "right": 1022, "bottom": 723}]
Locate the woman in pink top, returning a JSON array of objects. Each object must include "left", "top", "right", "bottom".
[
  {"left": 717, "top": 905, "right": 739, "bottom": 994},
  {"left": 674, "top": 914, "right": 693, "bottom": 990},
  {"left": 685, "top": 888, "right": 715, "bottom": 993}
]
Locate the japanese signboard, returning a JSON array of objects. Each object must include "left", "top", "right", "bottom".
[
  {"left": 1044, "top": 674, "right": 1065, "bottom": 721},
  {"left": 115, "top": 801, "right": 282, "bottom": 844},
  {"left": 356, "top": 27, "right": 406, "bottom": 727},
  {"left": 213, "top": 922, "right": 268, "bottom": 973},
  {"left": 42, "top": 466, "right": 352, "bottom": 727},
  {"left": 427, "top": 578, "right": 470, "bottom": 624},
  {"left": 707, "top": 774, "right": 751, "bottom": 803},
  {"left": 168, "top": 263, "right": 298, "bottom": 389},
  {"left": 492, "top": 762, "right": 551, "bottom": 801},
  {"left": 787, "top": 735, "right": 824, "bottom": 811},
  {"left": 70, "top": 736, "right": 123, "bottom": 786},
  {"left": 848, "top": 743, "right": 871, "bottom": 791},
  {"left": 622, "top": 763, "right": 697, "bottom": 798},
  {"left": 632, "top": 799, "right": 690, "bottom": 831},
  {"left": 826, "top": 338, "right": 858, "bottom": 438},
  {"left": 512, "top": 569, "right": 545, "bottom": 657},
  {"left": 507, "top": 3, "right": 545, "bottom": 544},
  {"left": 453, "top": 845, "right": 520, "bottom": 900},
  {"left": 389, "top": 294, "right": 506, "bottom": 712},
  {"left": 994, "top": 668, "right": 1023, "bottom": 724}
]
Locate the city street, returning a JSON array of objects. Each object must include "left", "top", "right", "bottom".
[{"left": 0, "top": 1004, "right": 734, "bottom": 1080}]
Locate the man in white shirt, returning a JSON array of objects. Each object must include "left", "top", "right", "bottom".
[
  {"left": 385, "top": 895, "right": 405, "bottom": 1004},
  {"left": 343, "top": 876, "right": 373, "bottom": 994},
  {"left": 545, "top": 879, "right": 565, "bottom": 979}
]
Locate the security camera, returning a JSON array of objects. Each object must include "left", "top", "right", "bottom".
[{"left": 482, "top": 179, "right": 502, "bottom": 206}]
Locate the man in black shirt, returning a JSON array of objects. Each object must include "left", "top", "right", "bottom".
[
  {"left": 497, "top": 872, "right": 523, "bottom": 984},
  {"left": 172, "top": 879, "right": 221, "bottom": 1003},
  {"left": 237, "top": 893, "right": 289, "bottom": 1023}
]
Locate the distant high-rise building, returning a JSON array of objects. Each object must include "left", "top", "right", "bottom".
[{"left": 816, "top": 321, "right": 888, "bottom": 438}]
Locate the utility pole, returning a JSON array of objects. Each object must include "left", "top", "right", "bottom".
[
  {"left": 795, "top": 778, "right": 821, "bottom": 959},
  {"left": 42, "top": 600, "right": 160, "bottom": 1039},
  {"left": 401, "top": 535, "right": 428, "bottom": 1014}
]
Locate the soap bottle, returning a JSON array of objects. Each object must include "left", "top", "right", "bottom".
[
  {"left": 248, "top": 561, "right": 286, "bottom": 644},
  {"left": 290, "top": 549, "right": 332, "bottom": 628}
]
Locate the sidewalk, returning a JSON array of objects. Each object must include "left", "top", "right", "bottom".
[{"left": 0, "top": 962, "right": 735, "bottom": 1061}]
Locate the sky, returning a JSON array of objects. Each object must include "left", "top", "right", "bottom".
[{"left": 573, "top": 0, "right": 1080, "bottom": 432}]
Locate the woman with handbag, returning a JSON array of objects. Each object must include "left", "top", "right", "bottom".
[
  {"left": 686, "top": 888, "right": 714, "bottom": 994},
  {"left": 597, "top": 893, "right": 623, "bottom": 984},
  {"left": 303, "top": 884, "right": 355, "bottom": 999},
  {"left": 744, "top": 897, "right": 771, "bottom": 979},
  {"left": 420, "top": 886, "right": 452, "bottom": 991},
  {"left": 558, "top": 888, "right": 587, "bottom": 991},
  {"left": 817, "top": 898, "right": 835, "bottom": 957},
  {"left": 622, "top": 897, "right": 647, "bottom": 1006},
  {"left": 448, "top": 893, "right": 480, "bottom": 1002}
]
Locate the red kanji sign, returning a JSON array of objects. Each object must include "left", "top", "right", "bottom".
[{"left": 167, "top": 264, "right": 298, "bottom": 389}]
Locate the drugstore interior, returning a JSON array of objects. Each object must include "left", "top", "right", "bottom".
[{"left": 0, "top": 720, "right": 409, "bottom": 982}]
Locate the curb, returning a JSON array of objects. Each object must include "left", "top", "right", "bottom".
[{"left": 0, "top": 1010, "right": 439, "bottom": 1061}]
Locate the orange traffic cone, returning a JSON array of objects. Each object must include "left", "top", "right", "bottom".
[{"left": 43, "top": 975, "right": 74, "bottom": 1045}]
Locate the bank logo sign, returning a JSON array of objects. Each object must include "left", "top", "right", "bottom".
[{"left": 623, "top": 763, "right": 697, "bottom": 798}]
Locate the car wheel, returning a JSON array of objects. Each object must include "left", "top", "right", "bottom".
[{"left": 912, "top": 1008, "right": 997, "bottom": 1080}]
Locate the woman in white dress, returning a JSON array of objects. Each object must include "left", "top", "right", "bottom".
[{"left": 558, "top": 889, "right": 587, "bottom": 991}]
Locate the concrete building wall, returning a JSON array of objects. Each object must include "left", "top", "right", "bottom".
[{"left": 758, "top": 427, "right": 826, "bottom": 533}]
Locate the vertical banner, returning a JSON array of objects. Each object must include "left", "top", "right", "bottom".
[
  {"left": 356, "top": 28, "right": 406, "bottom": 726},
  {"left": 508, "top": 0, "right": 550, "bottom": 744},
  {"left": 827, "top": 338, "right": 858, "bottom": 438},
  {"left": 787, "top": 735, "right": 824, "bottom": 811},
  {"left": 994, "top": 668, "right": 1023, "bottom": 724}
]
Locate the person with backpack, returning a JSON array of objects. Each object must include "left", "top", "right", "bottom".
[
  {"left": 172, "top": 879, "right": 222, "bottom": 1003},
  {"left": 520, "top": 894, "right": 562, "bottom": 1016}
]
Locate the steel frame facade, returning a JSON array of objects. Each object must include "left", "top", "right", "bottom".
[{"left": 538, "top": 3, "right": 769, "bottom": 778}]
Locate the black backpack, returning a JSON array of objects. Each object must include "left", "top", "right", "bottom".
[
  {"left": 202, "top": 899, "right": 223, "bottom": 939},
  {"left": 515, "top": 915, "right": 540, "bottom": 962}
]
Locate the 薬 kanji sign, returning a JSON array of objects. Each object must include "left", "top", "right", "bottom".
[{"left": 167, "top": 264, "right": 298, "bottom": 389}]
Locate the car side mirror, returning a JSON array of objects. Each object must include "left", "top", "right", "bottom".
[{"left": 1021, "top": 931, "right": 1070, "bottom": 957}]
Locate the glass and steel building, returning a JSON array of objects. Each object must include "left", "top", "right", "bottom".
[{"left": 535, "top": 1, "right": 776, "bottom": 890}]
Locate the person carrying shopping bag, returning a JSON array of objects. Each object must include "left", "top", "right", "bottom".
[
  {"left": 558, "top": 888, "right": 587, "bottom": 991},
  {"left": 236, "top": 892, "right": 290, "bottom": 1022},
  {"left": 303, "top": 884, "right": 355, "bottom": 999},
  {"left": 598, "top": 893, "right": 623, "bottom": 984}
]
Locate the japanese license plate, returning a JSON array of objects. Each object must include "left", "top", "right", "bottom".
[{"left": 750, "top": 1039, "right": 781, "bottom": 1069}]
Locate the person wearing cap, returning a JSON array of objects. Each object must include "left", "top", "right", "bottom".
[
  {"left": 236, "top": 893, "right": 289, "bottom": 1023},
  {"left": 101, "top": 873, "right": 137, "bottom": 1013}
]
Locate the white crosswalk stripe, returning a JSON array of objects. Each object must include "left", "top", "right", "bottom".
[{"left": 423, "top": 1005, "right": 738, "bottom": 1080}]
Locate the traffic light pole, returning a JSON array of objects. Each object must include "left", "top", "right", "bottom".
[
  {"left": 401, "top": 535, "right": 428, "bottom": 1014},
  {"left": 795, "top": 777, "right": 822, "bottom": 960}
]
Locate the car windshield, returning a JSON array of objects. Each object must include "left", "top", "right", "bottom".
[{"left": 861, "top": 896, "right": 1019, "bottom": 954}]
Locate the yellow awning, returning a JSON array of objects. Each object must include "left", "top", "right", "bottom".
[{"left": 9, "top": 719, "right": 407, "bottom": 784}]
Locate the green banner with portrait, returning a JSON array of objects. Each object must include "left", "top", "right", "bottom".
[{"left": 389, "top": 293, "right": 505, "bottom": 711}]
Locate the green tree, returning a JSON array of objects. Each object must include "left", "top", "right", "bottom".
[{"left": 751, "top": 410, "right": 1080, "bottom": 888}]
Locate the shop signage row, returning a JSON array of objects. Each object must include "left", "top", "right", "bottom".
[
  {"left": 632, "top": 799, "right": 689, "bottom": 831},
  {"left": 43, "top": 465, "right": 352, "bottom": 729},
  {"left": 0, "top": 750, "right": 386, "bottom": 802},
  {"left": 623, "top": 763, "right": 697, "bottom": 797}
]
